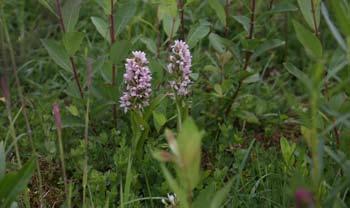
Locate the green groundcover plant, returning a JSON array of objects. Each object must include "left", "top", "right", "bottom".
[{"left": 0, "top": 0, "right": 350, "bottom": 207}]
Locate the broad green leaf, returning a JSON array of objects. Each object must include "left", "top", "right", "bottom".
[
  {"left": 115, "top": 1, "right": 137, "bottom": 35},
  {"left": 38, "top": 0, "right": 57, "bottom": 16},
  {"left": 153, "top": 111, "right": 167, "bottom": 132},
  {"left": 329, "top": 0, "right": 350, "bottom": 36},
  {"left": 193, "top": 183, "right": 216, "bottom": 208},
  {"left": 110, "top": 40, "right": 131, "bottom": 65},
  {"left": 63, "top": 32, "right": 84, "bottom": 56},
  {"left": 284, "top": 62, "right": 312, "bottom": 91},
  {"left": 158, "top": 0, "right": 178, "bottom": 18},
  {"left": 62, "top": 0, "right": 82, "bottom": 32},
  {"left": 95, "top": 0, "right": 116, "bottom": 15},
  {"left": 66, "top": 105, "right": 80, "bottom": 117},
  {"left": 293, "top": 20, "right": 323, "bottom": 59},
  {"left": 0, "top": 158, "right": 36, "bottom": 207},
  {"left": 210, "top": 179, "right": 234, "bottom": 208},
  {"left": 162, "top": 15, "right": 180, "bottom": 38},
  {"left": 177, "top": 118, "right": 204, "bottom": 190},
  {"left": 41, "top": 39, "right": 71, "bottom": 72},
  {"left": 280, "top": 137, "right": 295, "bottom": 166},
  {"left": 297, "top": 0, "right": 320, "bottom": 30},
  {"left": 268, "top": 2, "right": 298, "bottom": 13},
  {"left": 251, "top": 39, "right": 285, "bottom": 60},
  {"left": 209, "top": 33, "right": 226, "bottom": 53},
  {"left": 91, "top": 17, "right": 111, "bottom": 43},
  {"left": 0, "top": 142, "right": 5, "bottom": 180},
  {"left": 187, "top": 24, "right": 210, "bottom": 48},
  {"left": 233, "top": 16, "right": 250, "bottom": 33},
  {"left": 140, "top": 37, "right": 157, "bottom": 55},
  {"left": 208, "top": 0, "right": 226, "bottom": 26}
]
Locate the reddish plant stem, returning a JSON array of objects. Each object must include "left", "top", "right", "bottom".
[
  {"left": 109, "top": 0, "right": 118, "bottom": 124},
  {"left": 178, "top": 0, "right": 185, "bottom": 40},
  {"left": 55, "top": 0, "right": 84, "bottom": 98},
  {"left": 225, "top": 0, "right": 256, "bottom": 117},
  {"left": 224, "top": 0, "right": 231, "bottom": 36}
]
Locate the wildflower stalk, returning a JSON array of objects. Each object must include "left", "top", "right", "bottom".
[
  {"left": 55, "top": 0, "right": 84, "bottom": 99},
  {"left": 1, "top": 11, "right": 44, "bottom": 205},
  {"left": 53, "top": 104, "right": 69, "bottom": 198}
]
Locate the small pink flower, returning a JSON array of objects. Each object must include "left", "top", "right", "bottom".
[
  {"left": 295, "top": 188, "right": 314, "bottom": 208},
  {"left": 120, "top": 51, "right": 152, "bottom": 113},
  {"left": 167, "top": 40, "right": 192, "bottom": 96}
]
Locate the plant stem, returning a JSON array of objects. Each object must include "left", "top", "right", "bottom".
[
  {"left": 268, "top": 0, "right": 274, "bottom": 10},
  {"left": 55, "top": 0, "right": 84, "bottom": 99},
  {"left": 176, "top": 97, "right": 183, "bottom": 131},
  {"left": 57, "top": 128, "right": 68, "bottom": 198},
  {"left": 178, "top": 0, "right": 185, "bottom": 40},
  {"left": 225, "top": 0, "right": 256, "bottom": 117},
  {"left": 109, "top": 0, "right": 118, "bottom": 125},
  {"left": 224, "top": 0, "right": 231, "bottom": 37}
]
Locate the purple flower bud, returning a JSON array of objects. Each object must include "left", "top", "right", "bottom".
[
  {"left": 167, "top": 40, "right": 192, "bottom": 96},
  {"left": 295, "top": 188, "right": 314, "bottom": 208},
  {"left": 120, "top": 51, "right": 152, "bottom": 113},
  {"left": 0, "top": 75, "right": 10, "bottom": 106},
  {"left": 52, "top": 103, "right": 62, "bottom": 131}
]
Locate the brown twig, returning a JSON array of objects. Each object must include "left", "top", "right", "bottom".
[
  {"left": 55, "top": 0, "right": 84, "bottom": 99},
  {"left": 268, "top": 0, "right": 274, "bottom": 10}
]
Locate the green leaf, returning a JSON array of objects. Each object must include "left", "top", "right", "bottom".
[
  {"left": 0, "top": 142, "right": 5, "bottom": 180},
  {"left": 293, "top": 20, "right": 323, "bottom": 59},
  {"left": 237, "top": 111, "right": 260, "bottom": 124},
  {"left": 321, "top": 3, "right": 347, "bottom": 51},
  {"left": 115, "top": 1, "right": 137, "bottom": 35},
  {"left": 177, "top": 118, "right": 204, "bottom": 190},
  {"left": 62, "top": 0, "right": 82, "bottom": 32},
  {"left": 193, "top": 183, "right": 216, "bottom": 208},
  {"left": 110, "top": 40, "right": 131, "bottom": 65},
  {"left": 91, "top": 16, "right": 111, "bottom": 43},
  {"left": 140, "top": 37, "right": 157, "bottom": 55},
  {"left": 153, "top": 111, "right": 167, "bottom": 132},
  {"left": 38, "top": 0, "right": 57, "bottom": 16},
  {"left": 95, "top": 0, "right": 116, "bottom": 15},
  {"left": 208, "top": 0, "right": 226, "bottom": 26},
  {"left": 187, "top": 24, "right": 210, "bottom": 48},
  {"left": 233, "top": 16, "right": 250, "bottom": 33},
  {"left": 280, "top": 137, "right": 296, "bottom": 167},
  {"left": 209, "top": 33, "right": 226, "bottom": 53},
  {"left": 63, "top": 32, "right": 84, "bottom": 56},
  {"left": 158, "top": 0, "right": 178, "bottom": 18},
  {"left": 251, "top": 39, "right": 285, "bottom": 60},
  {"left": 160, "top": 164, "right": 190, "bottom": 208},
  {"left": 162, "top": 15, "right": 180, "bottom": 38},
  {"left": 268, "top": 2, "right": 298, "bottom": 13},
  {"left": 329, "top": 0, "right": 350, "bottom": 36},
  {"left": 41, "top": 39, "right": 71, "bottom": 72},
  {"left": 210, "top": 179, "right": 234, "bottom": 208},
  {"left": 0, "top": 158, "right": 36, "bottom": 207},
  {"left": 297, "top": 0, "right": 320, "bottom": 30},
  {"left": 283, "top": 62, "right": 312, "bottom": 91}
]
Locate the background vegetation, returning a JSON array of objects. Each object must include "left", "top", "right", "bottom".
[{"left": 0, "top": 0, "right": 350, "bottom": 207}]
